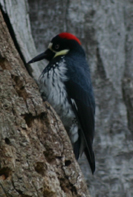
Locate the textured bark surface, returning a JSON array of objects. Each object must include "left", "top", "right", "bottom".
[
  {"left": 27, "top": 0, "right": 133, "bottom": 197},
  {"left": 0, "top": 0, "right": 41, "bottom": 80},
  {"left": 0, "top": 9, "right": 90, "bottom": 197}
]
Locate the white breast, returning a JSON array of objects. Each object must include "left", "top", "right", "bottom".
[
  {"left": 38, "top": 58, "right": 79, "bottom": 144},
  {"left": 39, "top": 59, "right": 75, "bottom": 128}
]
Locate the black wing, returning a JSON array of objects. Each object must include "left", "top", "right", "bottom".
[{"left": 65, "top": 60, "right": 95, "bottom": 173}]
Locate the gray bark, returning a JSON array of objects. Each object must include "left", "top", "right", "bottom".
[
  {"left": 0, "top": 3, "right": 90, "bottom": 197},
  {"left": 0, "top": 0, "right": 41, "bottom": 80},
  {"left": 27, "top": 0, "right": 133, "bottom": 197}
]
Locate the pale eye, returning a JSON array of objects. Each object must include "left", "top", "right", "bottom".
[{"left": 55, "top": 44, "right": 60, "bottom": 50}]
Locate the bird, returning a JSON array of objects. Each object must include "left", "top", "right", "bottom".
[{"left": 28, "top": 32, "right": 95, "bottom": 174}]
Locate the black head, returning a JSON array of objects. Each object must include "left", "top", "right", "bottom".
[{"left": 27, "top": 32, "right": 83, "bottom": 64}]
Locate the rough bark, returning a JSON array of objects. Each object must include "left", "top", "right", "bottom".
[
  {"left": 0, "top": 9, "right": 90, "bottom": 197},
  {"left": 0, "top": 0, "right": 41, "bottom": 80},
  {"left": 27, "top": 0, "right": 133, "bottom": 197}
]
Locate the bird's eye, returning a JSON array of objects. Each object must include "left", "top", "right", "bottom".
[{"left": 54, "top": 44, "right": 60, "bottom": 50}]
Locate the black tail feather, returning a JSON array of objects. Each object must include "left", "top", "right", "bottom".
[
  {"left": 73, "top": 137, "right": 95, "bottom": 174},
  {"left": 73, "top": 138, "right": 80, "bottom": 160},
  {"left": 84, "top": 147, "right": 95, "bottom": 174}
]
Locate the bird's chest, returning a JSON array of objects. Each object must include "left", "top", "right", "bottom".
[{"left": 39, "top": 62, "right": 75, "bottom": 127}]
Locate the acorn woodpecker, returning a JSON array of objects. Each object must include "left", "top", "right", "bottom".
[{"left": 28, "top": 33, "right": 95, "bottom": 174}]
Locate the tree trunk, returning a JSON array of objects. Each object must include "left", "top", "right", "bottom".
[
  {"left": 0, "top": 8, "right": 90, "bottom": 197},
  {"left": 28, "top": 0, "right": 133, "bottom": 197}
]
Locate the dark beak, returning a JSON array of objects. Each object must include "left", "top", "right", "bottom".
[{"left": 27, "top": 49, "right": 55, "bottom": 64}]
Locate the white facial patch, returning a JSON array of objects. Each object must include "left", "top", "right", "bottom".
[
  {"left": 48, "top": 42, "right": 56, "bottom": 53},
  {"left": 48, "top": 42, "right": 69, "bottom": 58}
]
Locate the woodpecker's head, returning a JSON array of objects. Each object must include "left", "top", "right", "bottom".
[{"left": 28, "top": 33, "right": 82, "bottom": 64}]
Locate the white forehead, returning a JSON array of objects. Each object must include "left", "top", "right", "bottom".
[{"left": 48, "top": 42, "right": 53, "bottom": 49}]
